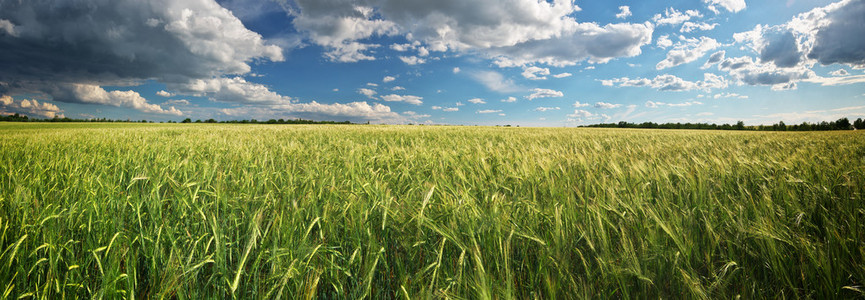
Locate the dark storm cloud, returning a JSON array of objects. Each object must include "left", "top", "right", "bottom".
[
  {"left": 0, "top": 0, "right": 284, "bottom": 108},
  {"left": 807, "top": 0, "right": 865, "bottom": 67}
]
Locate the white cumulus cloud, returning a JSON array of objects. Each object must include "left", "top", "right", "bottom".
[
  {"left": 567, "top": 109, "right": 594, "bottom": 118},
  {"left": 399, "top": 56, "right": 426, "bottom": 65},
  {"left": 594, "top": 102, "right": 622, "bottom": 109},
  {"left": 357, "top": 88, "right": 377, "bottom": 99},
  {"left": 221, "top": 101, "right": 405, "bottom": 124},
  {"left": 653, "top": 8, "right": 702, "bottom": 26},
  {"left": 603, "top": 73, "right": 728, "bottom": 92},
  {"left": 657, "top": 36, "right": 721, "bottom": 70},
  {"left": 522, "top": 66, "right": 551, "bottom": 80},
  {"left": 830, "top": 69, "right": 849, "bottom": 76},
  {"left": 68, "top": 84, "right": 182, "bottom": 115},
  {"left": 0, "top": 95, "right": 64, "bottom": 118},
  {"left": 533, "top": 106, "right": 560, "bottom": 112},
  {"left": 681, "top": 22, "right": 719, "bottom": 33},
  {"left": 170, "top": 77, "right": 290, "bottom": 105},
  {"left": 657, "top": 35, "right": 673, "bottom": 49},
  {"left": 380, "top": 94, "right": 423, "bottom": 105},
  {"left": 704, "top": 0, "right": 747, "bottom": 13},
  {"left": 616, "top": 6, "right": 632, "bottom": 19},
  {"left": 573, "top": 101, "right": 590, "bottom": 107},
  {"left": 526, "top": 88, "right": 564, "bottom": 100},
  {"left": 645, "top": 100, "right": 703, "bottom": 108}
]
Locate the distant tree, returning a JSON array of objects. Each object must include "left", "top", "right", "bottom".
[
  {"left": 735, "top": 121, "right": 745, "bottom": 130},
  {"left": 835, "top": 117, "right": 851, "bottom": 130},
  {"left": 181, "top": 118, "right": 192, "bottom": 123},
  {"left": 205, "top": 118, "right": 217, "bottom": 123},
  {"left": 819, "top": 121, "right": 830, "bottom": 130},
  {"left": 854, "top": 118, "right": 864, "bottom": 130},
  {"left": 194, "top": 119, "right": 202, "bottom": 123}
]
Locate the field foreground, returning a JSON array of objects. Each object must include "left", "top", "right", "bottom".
[{"left": 0, "top": 123, "right": 863, "bottom": 298}]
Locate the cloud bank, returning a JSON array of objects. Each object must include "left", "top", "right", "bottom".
[{"left": 286, "top": 0, "right": 654, "bottom": 67}]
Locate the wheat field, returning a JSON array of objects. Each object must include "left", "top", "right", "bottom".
[{"left": 0, "top": 123, "right": 863, "bottom": 298}]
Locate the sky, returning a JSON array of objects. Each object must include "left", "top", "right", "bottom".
[{"left": 1, "top": 0, "right": 864, "bottom": 126}]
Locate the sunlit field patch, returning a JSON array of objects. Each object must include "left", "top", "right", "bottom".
[{"left": 1, "top": 123, "right": 863, "bottom": 298}]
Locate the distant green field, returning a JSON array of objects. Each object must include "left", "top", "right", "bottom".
[{"left": 1, "top": 123, "right": 863, "bottom": 298}]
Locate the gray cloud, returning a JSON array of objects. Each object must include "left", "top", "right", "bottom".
[
  {"left": 0, "top": 0, "right": 282, "bottom": 83},
  {"left": 723, "top": 0, "right": 865, "bottom": 90},
  {"left": 735, "top": 0, "right": 865, "bottom": 71},
  {"left": 716, "top": 56, "right": 814, "bottom": 89},
  {"left": 742, "top": 71, "right": 798, "bottom": 86},
  {"left": 759, "top": 30, "right": 801, "bottom": 68},
  {"left": 284, "top": 0, "right": 654, "bottom": 66},
  {"left": 806, "top": 0, "right": 865, "bottom": 67},
  {"left": 718, "top": 56, "right": 752, "bottom": 70},
  {"left": 702, "top": 50, "right": 726, "bottom": 69},
  {"left": 489, "top": 22, "right": 654, "bottom": 67},
  {"left": 0, "top": 0, "right": 284, "bottom": 114}
]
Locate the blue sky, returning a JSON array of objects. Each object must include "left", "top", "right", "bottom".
[{"left": 1, "top": 0, "right": 863, "bottom": 126}]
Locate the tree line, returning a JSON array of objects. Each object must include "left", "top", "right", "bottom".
[
  {"left": 0, "top": 113, "right": 355, "bottom": 125},
  {"left": 581, "top": 117, "right": 864, "bottom": 131},
  {"left": 0, "top": 114, "right": 160, "bottom": 123},
  {"left": 176, "top": 118, "right": 353, "bottom": 124},
  {"left": 3, "top": 113, "right": 864, "bottom": 130}
]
